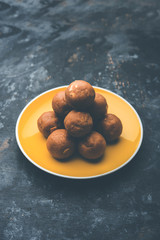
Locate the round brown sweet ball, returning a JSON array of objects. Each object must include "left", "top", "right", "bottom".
[
  {"left": 46, "top": 129, "right": 75, "bottom": 159},
  {"left": 89, "top": 93, "right": 108, "bottom": 120},
  {"left": 97, "top": 114, "right": 123, "bottom": 142},
  {"left": 64, "top": 110, "right": 93, "bottom": 138},
  {"left": 37, "top": 111, "right": 62, "bottom": 138},
  {"left": 52, "top": 91, "right": 72, "bottom": 118},
  {"left": 78, "top": 131, "right": 106, "bottom": 160},
  {"left": 65, "top": 80, "right": 95, "bottom": 110}
]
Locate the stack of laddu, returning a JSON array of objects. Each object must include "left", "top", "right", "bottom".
[{"left": 37, "top": 80, "right": 122, "bottom": 161}]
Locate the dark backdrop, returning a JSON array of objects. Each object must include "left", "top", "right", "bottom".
[{"left": 0, "top": 0, "right": 160, "bottom": 239}]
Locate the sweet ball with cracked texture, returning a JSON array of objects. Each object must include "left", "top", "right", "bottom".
[
  {"left": 78, "top": 131, "right": 106, "bottom": 160},
  {"left": 89, "top": 93, "right": 108, "bottom": 120},
  {"left": 37, "top": 111, "right": 62, "bottom": 138},
  {"left": 52, "top": 90, "right": 72, "bottom": 118},
  {"left": 65, "top": 80, "right": 95, "bottom": 110},
  {"left": 47, "top": 129, "right": 75, "bottom": 160},
  {"left": 98, "top": 113, "right": 123, "bottom": 142},
  {"left": 64, "top": 110, "right": 93, "bottom": 138}
]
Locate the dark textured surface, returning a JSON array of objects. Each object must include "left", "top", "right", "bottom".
[{"left": 0, "top": 0, "right": 160, "bottom": 239}]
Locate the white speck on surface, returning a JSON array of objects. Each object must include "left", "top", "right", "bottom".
[
  {"left": 147, "top": 194, "right": 152, "bottom": 202},
  {"left": 13, "top": 13, "right": 19, "bottom": 18},
  {"left": 88, "top": 209, "right": 106, "bottom": 229},
  {"left": 0, "top": 122, "right": 4, "bottom": 129},
  {"left": 118, "top": 54, "right": 138, "bottom": 61},
  {"left": 39, "top": 199, "right": 53, "bottom": 206},
  {"left": 91, "top": 215, "right": 105, "bottom": 229},
  {"left": 26, "top": 67, "right": 48, "bottom": 92},
  {"left": 6, "top": 82, "right": 16, "bottom": 94},
  {"left": 18, "top": 37, "right": 30, "bottom": 43},
  {"left": 131, "top": 54, "right": 138, "bottom": 59},
  {"left": 142, "top": 194, "right": 153, "bottom": 203},
  {"left": 29, "top": 53, "right": 37, "bottom": 59},
  {"left": 128, "top": 211, "right": 138, "bottom": 218},
  {"left": 3, "top": 93, "right": 17, "bottom": 110}
]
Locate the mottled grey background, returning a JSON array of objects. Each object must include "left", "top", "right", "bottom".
[{"left": 0, "top": 0, "right": 160, "bottom": 239}]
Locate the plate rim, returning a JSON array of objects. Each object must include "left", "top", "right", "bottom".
[{"left": 15, "top": 86, "right": 143, "bottom": 180}]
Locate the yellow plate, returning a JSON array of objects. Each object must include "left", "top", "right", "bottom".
[{"left": 16, "top": 86, "right": 143, "bottom": 179}]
